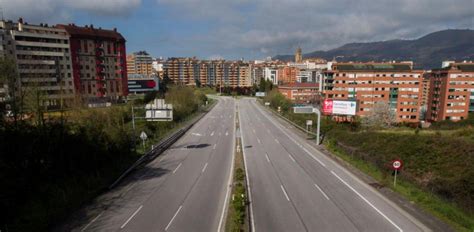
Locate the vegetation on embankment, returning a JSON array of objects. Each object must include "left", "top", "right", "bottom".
[
  {"left": 0, "top": 85, "right": 211, "bottom": 232},
  {"left": 261, "top": 89, "right": 474, "bottom": 231}
]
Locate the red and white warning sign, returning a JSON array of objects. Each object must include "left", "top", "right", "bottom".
[{"left": 392, "top": 160, "right": 403, "bottom": 170}]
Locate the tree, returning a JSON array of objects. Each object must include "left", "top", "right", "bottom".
[
  {"left": 0, "top": 58, "right": 20, "bottom": 123},
  {"left": 159, "top": 75, "right": 172, "bottom": 97},
  {"left": 165, "top": 86, "right": 198, "bottom": 121},
  {"left": 361, "top": 101, "right": 396, "bottom": 129},
  {"left": 258, "top": 78, "right": 265, "bottom": 92},
  {"left": 23, "top": 82, "right": 48, "bottom": 126}
]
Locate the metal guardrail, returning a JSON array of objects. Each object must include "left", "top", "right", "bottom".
[{"left": 109, "top": 102, "right": 216, "bottom": 189}]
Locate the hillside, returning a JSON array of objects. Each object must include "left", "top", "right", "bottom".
[{"left": 273, "top": 29, "right": 474, "bottom": 69}]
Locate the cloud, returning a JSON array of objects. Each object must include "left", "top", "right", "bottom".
[
  {"left": 155, "top": 0, "right": 473, "bottom": 58},
  {"left": 0, "top": 0, "right": 142, "bottom": 23}
]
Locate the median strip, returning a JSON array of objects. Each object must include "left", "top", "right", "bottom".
[{"left": 225, "top": 103, "right": 250, "bottom": 232}]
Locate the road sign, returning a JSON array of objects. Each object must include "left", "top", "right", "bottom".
[
  {"left": 140, "top": 131, "right": 148, "bottom": 150},
  {"left": 294, "top": 106, "right": 314, "bottom": 114},
  {"left": 140, "top": 131, "right": 148, "bottom": 140},
  {"left": 392, "top": 160, "right": 402, "bottom": 170},
  {"left": 264, "top": 102, "right": 270, "bottom": 106},
  {"left": 306, "top": 120, "right": 313, "bottom": 126},
  {"left": 256, "top": 92, "right": 266, "bottom": 97},
  {"left": 392, "top": 159, "right": 402, "bottom": 187}
]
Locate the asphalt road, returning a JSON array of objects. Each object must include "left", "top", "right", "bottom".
[
  {"left": 238, "top": 98, "right": 430, "bottom": 232},
  {"left": 66, "top": 96, "right": 235, "bottom": 232}
]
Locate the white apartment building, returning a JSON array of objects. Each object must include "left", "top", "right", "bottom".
[{"left": 1, "top": 19, "right": 75, "bottom": 108}]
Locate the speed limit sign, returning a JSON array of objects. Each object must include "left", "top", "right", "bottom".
[{"left": 392, "top": 160, "right": 402, "bottom": 170}]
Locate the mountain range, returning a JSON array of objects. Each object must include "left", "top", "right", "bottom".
[{"left": 273, "top": 29, "right": 474, "bottom": 69}]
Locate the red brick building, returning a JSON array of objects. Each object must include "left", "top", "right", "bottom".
[
  {"left": 278, "top": 83, "right": 319, "bottom": 103},
  {"left": 426, "top": 61, "right": 474, "bottom": 121},
  {"left": 56, "top": 24, "right": 128, "bottom": 103},
  {"left": 323, "top": 62, "right": 424, "bottom": 123},
  {"left": 278, "top": 66, "right": 298, "bottom": 84}
]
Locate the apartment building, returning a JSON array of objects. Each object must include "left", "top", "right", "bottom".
[
  {"left": 278, "top": 66, "right": 298, "bottom": 84},
  {"left": 56, "top": 24, "right": 128, "bottom": 103},
  {"left": 164, "top": 58, "right": 252, "bottom": 88},
  {"left": 1, "top": 18, "right": 75, "bottom": 108},
  {"left": 127, "top": 51, "right": 154, "bottom": 78},
  {"left": 323, "top": 62, "right": 424, "bottom": 123},
  {"left": 426, "top": 61, "right": 474, "bottom": 121},
  {"left": 164, "top": 57, "right": 198, "bottom": 85},
  {"left": 278, "top": 83, "right": 320, "bottom": 103}
]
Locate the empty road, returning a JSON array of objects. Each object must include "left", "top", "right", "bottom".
[
  {"left": 65, "top": 97, "right": 235, "bottom": 232},
  {"left": 239, "top": 98, "right": 429, "bottom": 232}
]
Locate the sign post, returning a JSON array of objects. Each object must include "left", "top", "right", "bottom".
[
  {"left": 306, "top": 120, "right": 313, "bottom": 135},
  {"left": 140, "top": 131, "right": 148, "bottom": 151},
  {"left": 294, "top": 106, "right": 321, "bottom": 145},
  {"left": 392, "top": 159, "right": 402, "bottom": 187}
]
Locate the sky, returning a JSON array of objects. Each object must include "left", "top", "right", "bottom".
[{"left": 1, "top": 0, "right": 473, "bottom": 60}]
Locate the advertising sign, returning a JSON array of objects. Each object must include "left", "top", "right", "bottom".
[
  {"left": 323, "top": 99, "right": 357, "bottom": 116},
  {"left": 323, "top": 99, "right": 333, "bottom": 114}
]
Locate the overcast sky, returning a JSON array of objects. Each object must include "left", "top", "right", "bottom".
[{"left": 1, "top": 0, "right": 473, "bottom": 59}]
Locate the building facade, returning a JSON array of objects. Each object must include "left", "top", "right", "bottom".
[
  {"left": 426, "top": 61, "right": 474, "bottom": 121},
  {"left": 1, "top": 19, "right": 75, "bottom": 108},
  {"left": 323, "top": 62, "right": 424, "bottom": 123},
  {"left": 56, "top": 24, "right": 128, "bottom": 103},
  {"left": 127, "top": 51, "right": 153, "bottom": 78},
  {"left": 278, "top": 66, "right": 298, "bottom": 84},
  {"left": 164, "top": 58, "right": 252, "bottom": 88},
  {"left": 278, "top": 83, "right": 319, "bottom": 103}
]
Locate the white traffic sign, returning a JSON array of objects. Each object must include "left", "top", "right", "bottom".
[
  {"left": 306, "top": 120, "right": 313, "bottom": 126},
  {"left": 140, "top": 131, "right": 148, "bottom": 140}
]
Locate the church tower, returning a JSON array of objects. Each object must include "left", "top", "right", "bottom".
[{"left": 295, "top": 47, "right": 302, "bottom": 63}]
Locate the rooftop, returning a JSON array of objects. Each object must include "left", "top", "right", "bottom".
[{"left": 56, "top": 24, "right": 125, "bottom": 41}]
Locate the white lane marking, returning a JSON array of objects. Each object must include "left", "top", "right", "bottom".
[
  {"left": 210, "top": 131, "right": 215, "bottom": 136},
  {"left": 257, "top": 138, "right": 261, "bottom": 144},
  {"left": 274, "top": 138, "right": 280, "bottom": 144},
  {"left": 253, "top": 101, "right": 327, "bottom": 168},
  {"left": 173, "top": 163, "right": 182, "bottom": 174},
  {"left": 314, "top": 184, "right": 330, "bottom": 200},
  {"left": 218, "top": 101, "right": 236, "bottom": 232},
  {"left": 301, "top": 147, "right": 326, "bottom": 167},
  {"left": 239, "top": 103, "right": 256, "bottom": 232},
  {"left": 331, "top": 171, "right": 403, "bottom": 232},
  {"left": 202, "top": 163, "right": 208, "bottom": 173},
  {"left": 225, "top": 131, "right": 229, "bottom": 136},
  {"left": 213, "top": 144, "right": 217, "bottom": 150},
  {"left": 280, "top": 185, "right": 290, "bottom": 201},
  {"left": 192, "top": 133, "right": 202, "bottom": 136},
  {"left": 81, "top": 212, "right": 103, "bottom": 232},
  {"left": 165, "top": 205, "right": 183, "bottom": 231},
  {"left": 289, "top": 154, "right": 296, "bottom": 163},
  {"left": 265, "top": 153, "right": 270, "bottom": 163},
  {"left": 120, "top": 205, "right": 143, "bottom": 229}
]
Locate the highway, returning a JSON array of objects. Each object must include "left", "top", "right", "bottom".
[
  {"left": 66, "top": 97, "right": 235, "bottom": 232},
  {"left": 238, "top": 98, "right": 429, "bottom": 232}
]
